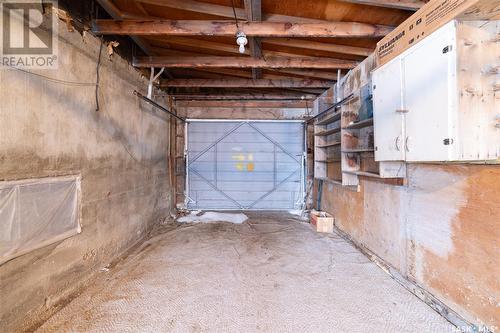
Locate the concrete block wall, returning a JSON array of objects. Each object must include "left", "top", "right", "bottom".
[{"left": 0, "top": 24, "right": 172, "bottom": 332}]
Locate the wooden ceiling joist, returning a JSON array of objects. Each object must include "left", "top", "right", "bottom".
[
  {"left": 96, "top": 1, "right": 153, "bottom": 54},
  {"left": 150, "top": 36, "right": 363, "bottom": 65},
  {"left": 175, "top": 100, "right": 308, "bottom": 108},
  {"left": 244, "top": 0, "right": 263, "bottom": 79},
  {"left": 171, "top": 67, "right": 337, "bottom": 81},
  {"left": 160, "top": 79, "right": 334, "bottom": 88},
  {"left": 172, "top": 93, "right": 316, "bottom": 100},
  {"left": 136, "top": 0, "right": 368, "bottom": 24},
  {"left": 96, "top": 0, "right": 175, "bottom": 79},
  {"left": 269, "top": 69, "right": 338, "bottom": 80},
  {"left": 263, "top": 38, "right": 372, "bottom": 57},
  {"left": 92, "top": 20, "right": 393, "bottom": 38},
  {"left": 150, "top": 36, "right": 370, "bottom": 59},
  {"left": 133, "top": 56, "right": 357, "bottom": 69},
  {"left": 337, "top": 0, "right": 427, "bottom": 11}
]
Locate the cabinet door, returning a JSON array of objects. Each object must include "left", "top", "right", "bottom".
[
  {"left": 373, "top": 58, "right": 405, "bottom": 161},
  {"left": 403, "top": 24, "right": 456, "bottom": 161}
]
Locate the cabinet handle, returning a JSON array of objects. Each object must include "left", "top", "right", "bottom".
[
  {"left": 405, "top": 136, "right": 410, "bottom": 152},
  {"left": 395, "top": 136, "right": 401, "bottom": 151},
  {"left": 396, "top": 109, "right": 409, "bottom": 113}
]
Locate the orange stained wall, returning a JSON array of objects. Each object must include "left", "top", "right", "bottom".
[{"left": 317, "top": 163, "right": 500, "bottom": 328}]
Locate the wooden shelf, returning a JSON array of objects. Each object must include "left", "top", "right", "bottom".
[
  {"left": 315, "top": 158, "right": 341, "bottom": 162},
  {"left": 317, "top": 141, "right": 341, "bottom": 148},
  {"left": 342, "top": 170, "right": 382, "bottom": 178},
  {"left": 316, "top": 112, "right": 341, "bottom": 125},
  {"left": 314, "top": 127, "right": 341, "bottom": 136},
  {"left": 315, "top": 177, "right": 342, "bottom": 186},
  {"left": 344, "top": 117, "right": 373, "bottom": 130},
  {"left": 342, "top": 147, "right": 374, "bottom": 153}
]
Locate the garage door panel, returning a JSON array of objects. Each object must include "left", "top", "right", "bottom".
[
  {"left": 187, "top": 121, "right": 304, "bottom": 210},
  {"left": 190, "top": 181, "right": 300, "bottom": 192},
  {"left": 194, "top": 191, "right": 282, "bottom": 201}
]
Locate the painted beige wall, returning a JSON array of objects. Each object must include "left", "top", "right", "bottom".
[
  {"left": 0, "top": 24, "right": 172, "bottom": 332},
  {"left": 318, "top": 164, "right": 500, "bottom": 328}
]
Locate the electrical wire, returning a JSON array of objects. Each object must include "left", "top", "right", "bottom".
[
  {"left": 230, "top": 0, "right": 239, "bottom": 30},
  {"left": 5, "top": 66, "right": 97, "bottom": 86},
  {"left": 95, "top": 39, "right": 103, "bottom": 111}
]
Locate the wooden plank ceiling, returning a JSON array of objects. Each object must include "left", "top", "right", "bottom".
[{"left": 95, "top": 0, "right": 421, "bottom": 99}]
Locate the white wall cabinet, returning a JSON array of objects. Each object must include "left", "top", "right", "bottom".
[{"left": 373, "top": 20, "right": 499, "bottom": 162}]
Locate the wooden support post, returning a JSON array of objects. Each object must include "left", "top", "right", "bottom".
[{"left": 92, "top": 20, "right": 393, "bottom": 38}]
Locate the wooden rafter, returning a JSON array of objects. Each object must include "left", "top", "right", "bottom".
[
  {"left": 92, "top": 20, "right": 393, "bottom": 38},
  {"left": 148, "top": 36, "right": 369, "bottom": 62},
  {"left": 170, "top": 67, "right": 337, "bottom": 81},
  {"left": 96, "top": 1, "right": 153, "bottom": 54},
  {"left": 263, "top": 38, "right": 372, "bottom": 57},
  {"left": 149, "top": 36, "right": 363, "bottom": 63},
  {"left": 160, "top": 79, "right": 334, "bottom": 88},
  {"left": 136, "top": 0, "right": 372, "bottom": 23},
  {"left": 244, "top": 0, "right": 263, "bottom": 79},
  {"left": 171, "top": 93, "right": 317, "bottom": 100},
  {"left": 96, "top": 0, "right": 174, "bottom": 79},
  {"left": 269, "top": 69, "right": 338, "bottom": 80},
  {"left": 148, "top": 47, "right": 341, "bottom": 80},
  {"left": 337, "top": 0, "right": 427, "bottom": 11},
  {"left": 176, "top": 100, "right": 309, "bottom": 108},
  {"left": 133, "top": 56, "right": 357, "bottom": 69}
]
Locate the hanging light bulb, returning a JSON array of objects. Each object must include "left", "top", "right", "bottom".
[{"left": 236, "top": 31, "right": 248, "bottom": 54}]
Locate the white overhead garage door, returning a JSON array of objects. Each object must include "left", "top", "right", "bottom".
[{"left": 186, "top": 120, "right": 305, "bottom": 210}]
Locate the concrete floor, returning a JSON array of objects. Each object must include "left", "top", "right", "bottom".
[{"left": 36, "top": 212, "right": 454, "bottom": 333}]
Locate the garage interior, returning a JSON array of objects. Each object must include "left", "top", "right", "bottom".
[{"left": 0, "top": 0, "right": 498, "bottom": 332}]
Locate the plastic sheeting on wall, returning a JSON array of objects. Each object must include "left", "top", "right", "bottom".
[{"left": 0, "top": 176, "right": 81, "bottom": 265}]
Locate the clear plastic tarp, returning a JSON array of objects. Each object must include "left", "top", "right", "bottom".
[{"left": 0, "top": 176, "right": 81, "bottom": 265}]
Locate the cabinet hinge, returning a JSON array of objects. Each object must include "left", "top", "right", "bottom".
[{"left": 443, "top": 138, "right": 454, "bottom": 145}]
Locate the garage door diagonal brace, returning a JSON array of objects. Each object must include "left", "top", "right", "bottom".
[
  {"left": 247, "top": 122, "right": 301, "bottom": 163},
  {"left": 247, "top": 168, "right": 300, "bottom": 209},
  {"left": 188, "top": 168, "right": 244, "bottom": 209},
  {"left": 188, "top": 122, "right": 246, "bottom": 166}
]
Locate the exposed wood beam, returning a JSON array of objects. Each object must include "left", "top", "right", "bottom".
[
  {"left": 149, "top": 36, "right": 249, "bottom": 54},
  {"left": 176, "top": 100, "right": 308, "bottom": 108},
  {"left": 149, "top": 36, "right": 368, "bottom": 60},
  {"left": 133, "top": 56, "right": 357, "bottom": 69},
  {"left": 150, "top": 36, "right": 361, "bottom": 63},
  {"left": 96, "top": 0, "right": 174, "bottom": 79},
  {"left": 149, "top": 47, "right": 340, "bottom": 80},
  {"left": 269, "top": 69, "right": 338, "bottom": 80},
  {"left": 148, "top": 47, "right": 340, "bottom": 81},
  {"left": 96, "top": 1, "right": 153, "bottom": 54},
  {"left": 160, "top": 79, "right": 334, "bottom": 88},
  {"left": 244, "top": 0, "right": 263, "bottom": 79},
  {"left": 336, "top": 0, "right": 426, "bottom": 10},
  {"left": 172, "top": 93, "right": 316, "bottom": 100},
  {"left": 136, "top": 0, "right": 357, "bottom": 23},
  {"left": 171, "top": 66, "right": 336, "bottom": 81},
  {"left": 92, "top": 20, "right": 393, "bottom": 38},
  {"left": 263, "top": 38, "right": 373, "bottom": 57}
]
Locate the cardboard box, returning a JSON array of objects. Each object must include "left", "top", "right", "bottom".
[
  {"left": 376, "top": 0, "right": 500, "bottom": 66},
  {"left": 310, "top": 211, "right": 334, "bottom": 233}
]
